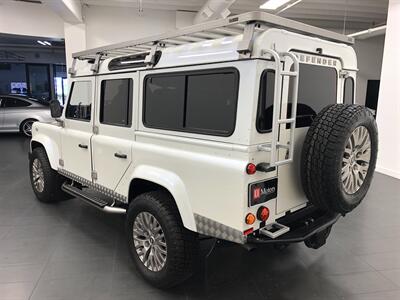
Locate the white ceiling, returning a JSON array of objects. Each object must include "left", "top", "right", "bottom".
[{"left": 82, "top": 0, "right": 389, "bottom": 31}]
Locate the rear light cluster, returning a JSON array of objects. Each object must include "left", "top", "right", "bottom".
[
  {"left": 245, "top": 213, "right": 256, "bottom": 225},
  {"left": 244, "top": 206, "right": 270, "bottom": 225},
  {"left": 257, "top": 206, "right": 269, "bottom": 222}
]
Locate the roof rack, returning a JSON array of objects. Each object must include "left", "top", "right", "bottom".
[{"left": 70, "top": 11, "right": 354, "bottom": 74}]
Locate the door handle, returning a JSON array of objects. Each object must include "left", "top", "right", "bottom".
[
  {"left": 114, "top": 152, "right": 127, "bottom": 159},
  {"left": 78, "top": 143, "right": 88, "bottom": 149}
]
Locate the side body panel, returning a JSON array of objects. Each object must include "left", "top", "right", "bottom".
[
  {"left": 115, "top": 61, "right": 259, "bottom": 237},
  {"left": 31, "top": 122, "right": 63, "bottom": 170}
]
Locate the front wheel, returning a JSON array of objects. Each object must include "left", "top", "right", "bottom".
[
  {"left": 29, "top": 147, "right": 69, "bottom": 203},
  {"left": 126, "top": 191, "right": 198, "bottom": 288}
]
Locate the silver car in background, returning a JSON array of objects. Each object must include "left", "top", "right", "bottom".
[{"left": 0, "top": 95, "right": 53, "bottom": 137}]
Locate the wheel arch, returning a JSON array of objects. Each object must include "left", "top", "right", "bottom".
[
  {"left": 127, "top": 165, "right": 196, "bottom": 232},
  {"left": 30, "top": 135, "right": 60, "bottom": 170}
]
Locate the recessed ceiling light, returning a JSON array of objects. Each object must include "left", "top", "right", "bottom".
[
  {"left": 43, "top": 41, "right": 52, "bottom": 46},
  {"left": 37, "top": 40, "right": 46, "bottom": 45},
  {"left": 260, "top": 0, "right": 292, "bottom": 10}
]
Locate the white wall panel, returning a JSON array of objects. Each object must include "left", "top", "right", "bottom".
[
  {"left": 0, "top": 1, "right": 64, "bottom": 38},
  {"left": 353, "top": 35, "right": 385, "bottom": 105},
  {"left": 83, "top": 6, "right": 177, "bottom": 48},
  {"left": 376, "top": 0, "right": 400, "bottom": 179}
]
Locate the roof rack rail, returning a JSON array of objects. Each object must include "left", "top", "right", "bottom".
[{"left": 72, "top": 11, "right": 354, "bottom": 65}]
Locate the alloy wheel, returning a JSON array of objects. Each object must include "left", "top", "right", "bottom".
[
  {"left": 22, "top": 121, "right": 34, "bottom": 137},
  {"left": 32, "top": 158, "right": 45, "bottom": 193},
  {"left": 133, "top": 212, "right": 167, "bottom": 272},
  {"left": 342, "top": 126, "right": 371, "bottom": 194}
]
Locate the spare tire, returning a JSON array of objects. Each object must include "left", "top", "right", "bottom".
[{"left": 301, "top": 104, "right": 378, "bottom": 215}]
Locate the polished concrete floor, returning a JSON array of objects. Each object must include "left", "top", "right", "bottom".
[{"left": 1, "top": 133, "right": 400, "bottom": 300}]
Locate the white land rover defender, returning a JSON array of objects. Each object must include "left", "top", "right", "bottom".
[{"left": 28, "top": 11, "right": 378, "bottom": 288}]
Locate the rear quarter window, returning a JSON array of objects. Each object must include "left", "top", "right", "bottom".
[{"left": 143, "top": 68, "right": 239, "bottom": 136}]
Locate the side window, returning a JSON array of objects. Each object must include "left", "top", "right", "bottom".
[
  {"left": 186, "top": 72, "right": 237, "bottom": 135},
  {"left": 66, "top": 81, "right": 92, "bottom": 121},
  {"left": 100, "top": 79, "right": 133, "bottom": 127},
  {"left": 256, "top": 70, "right": 275, "bottom": 133},
  {"left": 144, "top": 75, "right": 185, "bottom": 129},
  {"left": 343, "top": 77, "right": 354, "bottom": 104},
  {"left": 143, "top": 68, "right": 239, "bottom": 136},
  {"left": 3, "top": 97, "right": 31, "bottom": 108}
]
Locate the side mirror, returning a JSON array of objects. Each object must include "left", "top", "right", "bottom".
[{"left": 49, "top": 100, "right": 63, "bottom": 118}]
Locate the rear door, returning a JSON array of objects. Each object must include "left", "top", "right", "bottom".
[
  {"left": 276, "top": 53, "right": 341, "bottom": 213},
  {"left": 91, "top": 73, "right": 136, "bottom": 191}
]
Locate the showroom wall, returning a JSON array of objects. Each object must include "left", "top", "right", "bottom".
[
  {"left": 0, "top": 1, "right": 64, "bottom": 38},
  {"left": 375, "top": 0, "right": 400, "bottom": 179},
  {"left": 83, "top": 6, "right": 178, "bottom": 48},
  {"left": 353, "top": 35, "right": 385, "bottom": 105}
]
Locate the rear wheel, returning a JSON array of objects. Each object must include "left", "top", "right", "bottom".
[
  {"left": 126, "top": 191, "right": 198, "bottom": 288},
  {"left": 29, "top": 147, "right": 69, "bottom": 203}
]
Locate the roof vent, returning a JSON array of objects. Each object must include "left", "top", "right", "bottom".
[{"left": 108, "top": 51, "right": 162, "bottom": 71}]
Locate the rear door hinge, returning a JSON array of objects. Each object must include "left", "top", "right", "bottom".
[
  {"left": 91, "top": 170, "right": 98, "bottom": 181},
  {"left": 339, "top": 70, "right": 349, "bottom": 78},
  {"left": 93, "top": 125, "right": 99, "bottom": 134}
]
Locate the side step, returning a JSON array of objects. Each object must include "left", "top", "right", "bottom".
[{"left": 61, "top": 183, "right": 126, "bottom": 214}]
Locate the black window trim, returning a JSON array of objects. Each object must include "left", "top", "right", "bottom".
[
  {"left": 256, "top": 69, "right": 276, "bottom": 134},
  {"left": 99, "top": 78, "right": 133, "bottom": 127},
  {"left": 65, "top": 80, "right": 92, "bottom": 122},
  {"left": 142, "top": 67, "right": 240, "bottom": 137},
  {"left": 343, "top": 76, "right": 355, "bottom": 105}
]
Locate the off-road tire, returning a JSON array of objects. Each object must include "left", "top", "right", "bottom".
[
  {"left": 29, "top": 147, "right": 69, "bottom": 203},
  {"left": 126, "top": 191, "right": 199, "bottom": 288},
  {"left": 301, "top": 104, "right": 378, "bottom": 215}
]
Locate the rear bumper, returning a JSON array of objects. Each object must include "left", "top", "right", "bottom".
[{"left": 247, "top": 206, "right": 340, "bottom": 244}]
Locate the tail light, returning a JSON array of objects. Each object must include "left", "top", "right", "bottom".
[
  {"left": 246, "top": 163, "right": 257, "bottom": 175},
  {"left": 245, "top": 213, "right": 256, "bottom": 225},
  {"left": 257, "top": 206, "right": 270, "bottom": 222}
]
